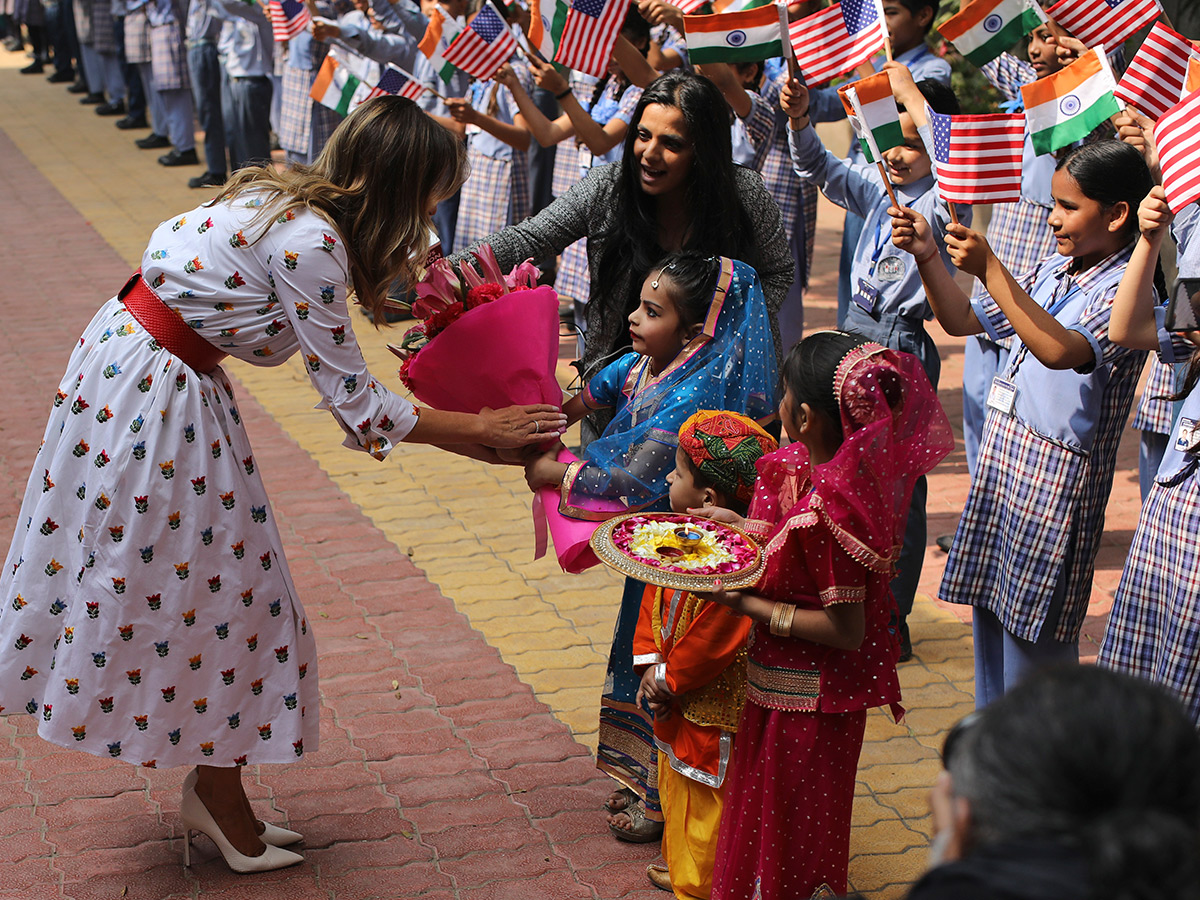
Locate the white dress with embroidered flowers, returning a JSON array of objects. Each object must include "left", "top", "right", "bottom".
[{"left": 0, "top": 196, "right": 416, "bottom": 768}]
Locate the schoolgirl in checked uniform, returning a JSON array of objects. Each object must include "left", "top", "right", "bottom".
[
  {"left": 896, "top": 141, "right": 1153, "bottom": 707},
  {"left": 962, "top": 36, "right": 1120, "bottom": 475},
  {"left": 1100, "top": 200, "right": 1200, "bottom": 724}
]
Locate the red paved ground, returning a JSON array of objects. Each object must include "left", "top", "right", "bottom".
[{"left": 0, "top": 129, "right": 665, "bottom": 899}]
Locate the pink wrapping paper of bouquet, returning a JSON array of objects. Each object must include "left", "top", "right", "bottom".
[
  {"left": 403, "top": 280, "right": 618, "bottom": 572},
  {"left": 404, "top": 285, "right": 562, "bottom": 412},
  {"left": 533, "top": 449, "right": 626, "bottom": 574}
]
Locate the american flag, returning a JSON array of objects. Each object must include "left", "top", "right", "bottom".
[
  {"left": 1045, "top": 0, "right": 1162, "bottom": 51},
  {"left": 674, "top": 0, "right": 709, "bottom": 11},
  {"left": 555, "top": 0, "right": 627, "bottom": 78},
  {"left": 788, "top": 0, "right": 887, "bottom": 86},
  {"left": 442, "top": 3, "right": 516, "bottom": 79},
  {"left": 1115, "top": 21, "right": 1196, "bottom": 120},
  {"left": 929, "top": 110, "right": 1025, "bottom": 205},
  {"left": 1154, "top": 88, "right": 1200, "bottom": 212},
  {"left": 268, "top": 0, "right": 310, "bottom": 42},
  {"left": 366, "top": 64, "right": 426, "bottom": 102}
]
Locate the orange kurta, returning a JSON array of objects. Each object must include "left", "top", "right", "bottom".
[{"left": 632, "top": 586, "right": 751, "bottom": 786}]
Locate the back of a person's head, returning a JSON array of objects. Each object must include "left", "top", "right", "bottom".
[
  {"left": 915, "top": 80, "right": 960, "bottom": 116},
  {"left": 948, "top": 667, "right": 1200, "bottom": 899}
]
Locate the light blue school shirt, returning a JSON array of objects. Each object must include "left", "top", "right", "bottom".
[
  {"left": 214, "top": 0, "right": 272, "bottom": 78},
  {"left": 186, "top": 0, "right": 221, "bottom": 44},
  {"left": 969, "top": 247, "right": 1137, "bottom": 453},
  {"left": 334, "top": 8, "right": 419, "bottom": 69},
  {"left": 787, "top": 121, "right": 968, "bottom": 320}
]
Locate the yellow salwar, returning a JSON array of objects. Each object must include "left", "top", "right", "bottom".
[{"left": 659, "top": 751, "right": 725, "bottom": 900}]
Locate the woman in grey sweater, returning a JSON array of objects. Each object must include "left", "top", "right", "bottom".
[
  {"left": 452, "top": 71, "right": 793, "bottom": 439},
  {"left": 448, "top": 71, "right": 791, "bottom": 843}
]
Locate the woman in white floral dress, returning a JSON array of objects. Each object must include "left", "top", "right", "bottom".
[{"left": 0, "top": 97, "right": 566, "bottom": 874}]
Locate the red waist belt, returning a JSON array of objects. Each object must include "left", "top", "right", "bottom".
[{"left": 118, "top": 271, "right": 229, "bottom": 374}]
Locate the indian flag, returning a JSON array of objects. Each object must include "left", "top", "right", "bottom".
[
  {"left": 1021, "top": 47, "right": 1119, "bottom": 157},
  {"left": 717, "top": 0, "right": 772, "bottom": 11},
  {"left": 310, "top": 49, "right": 374, "bottom": 117},
  {"left": 837, "top": 71, "right": 904, "bottom": 164},
  {"left": 683, "top": 3, "right": 784, "bottom": 64},
  {"left": 418, "top": 6, "right": 463, "bottom": 82},
  {"left": 529, "top": 0, "right": 570, "bottom": 59},
  {"left": 937, "top": 0, "right": 1045, "bottom": 68}
]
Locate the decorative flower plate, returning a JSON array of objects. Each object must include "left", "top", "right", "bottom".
[{"left": 590, "top": 513, "right": 764, "bottom": 591}]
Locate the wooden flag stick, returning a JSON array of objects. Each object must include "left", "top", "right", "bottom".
[
  {"left": 876, "top": 160, "right": 899, "bottom": 209},
  {"left": 948, "top": 203, "right": 959, "bottom": 226},
  {"left": 392, "top": 63, "right": 452, "bottom": 102}
]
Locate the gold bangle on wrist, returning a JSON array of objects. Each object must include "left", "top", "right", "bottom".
[
  {"left": 769, "top": 603, "right": 796, "bottom": 637},
  {"left": 780, "top": 603, "right": 796, "bottom": 636}
]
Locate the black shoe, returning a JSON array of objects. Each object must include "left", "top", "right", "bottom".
[
  {"left": 159, "top": 148, "right": 199, "bottom": 167},
  {"left": 47, "top": 68, "right": 74, "bottom": 83},
  {"left": 20, "top": 60, "right": 43, "bottom": 74},
  {"left": 95, "top": 99, "right": 126, "bottom": 116},
  {"left": 67, "top": 79, "right": 89, "bottom": 93},
  {"left": 115, "top": 113, "right": 149, "bottom": 130},
  {"left": 188, "top": 171, "right": 227, "bottom": 188},
  {"left": 935, "top": 533, "right": 954, "bottom": 554},
  {"left": 135, "top": 132, "right": 170, "bottom": 149},
  {"left": 79, "top": 91, "right": 105, "bottom": 105},
  {"left": 898, "top": 621, "right": 913, "bottom": 663}
]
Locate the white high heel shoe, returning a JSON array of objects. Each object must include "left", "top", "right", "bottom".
[
  {"left": 180, "top": 786, "right": 304, "bottom": 873},
  {"left": 182, "top": 768, "right": 303, "bottom": 846}
]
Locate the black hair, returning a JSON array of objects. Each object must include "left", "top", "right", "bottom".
[
  {"left": 732, "top": 59, "right": 765, "bottom": 91},
  {"left": 650, "top": 252, "right": 721, "bottom": 331},
  {"left": 896, "top": 0, "right": 940, "bottom": 33},
  {"left": 587, "top": 8, "right": 651, "bottom": 110},
  {"left": 677, "top": 453, "right": 751, "bottom": 515},
  {"left": 1057, "top": 141, "right": 1150, "bottom": 242},
  {"left": 779, "top": 331, "right": 870, "bottom": 441},
  {"left": 906, "top": 79, "right": 959, "bottom": 116},
  {"left": 592, "top": 71, "right": 760, "bottom": 356},
  {"left": 946, "top": 666, "right": 1200, "bottom": 900},
  {"left": 1057, "top": 141, "right": 1168, "bottom": 299}
]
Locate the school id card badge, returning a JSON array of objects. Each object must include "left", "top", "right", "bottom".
[
  {"left": 1175, "top": 418, "right": 1199, "bottom": 452},
  {"left": 853, "top": 279, "right": 880, "bottom": 315},
  {"left": 986, "top": 376, "right": 1017, "bottom": 416}
]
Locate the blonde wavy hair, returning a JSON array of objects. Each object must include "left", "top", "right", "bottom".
[{"left": 208, "top": 96, "right": 468, "bottom": 325}]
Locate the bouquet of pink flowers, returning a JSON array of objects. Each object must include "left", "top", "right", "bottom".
[
  {"left": 399, "top": 247, "right": 606, "bottom": 573},
  {"left": 397, "top": 246, "right": 561, "bottom": 411}
]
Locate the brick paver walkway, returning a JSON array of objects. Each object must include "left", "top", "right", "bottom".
[{"left": 0, "top": 46, "right": 1145, "bottom": 899}]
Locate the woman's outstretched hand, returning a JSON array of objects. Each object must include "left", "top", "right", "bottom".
[
  {"left": 944, "top": 222, "right": 991, "bottom": 279},
  {"left": 480, "top": 405, "right": 567, "bottom": 449},
  {"left": 889, "top": 205, "right": 936, "bottom": 261}
]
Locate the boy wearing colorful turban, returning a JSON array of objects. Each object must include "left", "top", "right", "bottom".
[{"left": 631, "top": 410, "right": 777, "bottom": 898}]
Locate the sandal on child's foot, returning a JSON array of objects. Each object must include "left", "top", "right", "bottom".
[
  {"left": 604, "top": 786, "right": 637, "bottom": 812},
  {"left": 646, "top": 864, "right": 672, "bottom": 892},
  {"left": 608, "top": 803, "right": 663, "bottom": 843}
]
